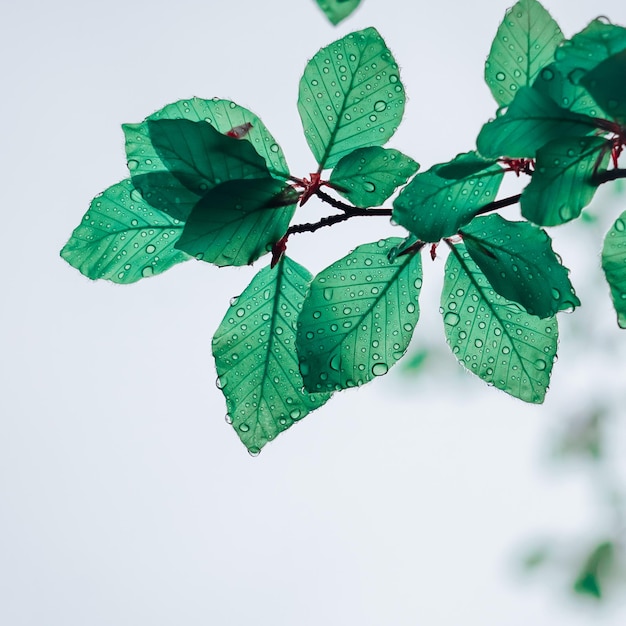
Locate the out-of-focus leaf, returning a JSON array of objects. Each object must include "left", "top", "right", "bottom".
[
  {"left": 175, "top": 178, "right": 296, "bottom": 267},
  {"left": 298, "top": 27, "right": 405, "bottom": 169},
  {"left": 573, "top": 542, "right": 614, "bottom": 599},
  {"left": 213, "top": 257, "right": 331, "bottom": 454},
  {"left": 442, "top": 243, "right": 558, "bottom": 403},
  {"left": 602, "top": 210, "right": 626, "bottom": 329},
  {"left": 581, "top": 49, "right": 626, "bottom": 124},
  {"left": 61, "top": 179, "right": 189, "bottom": 283},
  {"left": 461, "top": 214, "right": 579, "bottom": 318},
  {"left": 521, "top": 135, "right": 610, "bottom": 226},
  {"left": 315, "top": 0, "right": 362, "bottom": 25},
  {"left": 329, "top": 147, "right": 418, "bottom": 207},
  {"left": 297, "top": 238, "right": 422, "bottom": 392},
  {"left": 485, "top": 0, "right": 563, "bottom": 107}
]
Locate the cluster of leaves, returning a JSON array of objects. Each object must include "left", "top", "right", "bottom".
[
  {"left": 315, "top": 0, "right": 362, "bottom": 25},
  {"left": 62, "top": 0, "right": 626, "bottom": 454}
]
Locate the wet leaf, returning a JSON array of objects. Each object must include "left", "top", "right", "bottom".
[
  {"left": 315, "top": 0, "right": 362, "bottom": 25},
  {"left": 476, "top": 87, "right": 599, "bottom": 158},
  {"left": 461, "top": 214, "right": 579, "bottom": 318},
  {"left": 297, "top": 238, "right": 422, "bottom": 392},
  {"left": 602, "top": 210, "right": 626, "bottom": 329},
  {"left": 521, "top": 135, "right": 610, "bottom": 225},
  {"left": 213, "top": 257, "right": 331, "bottom": 454},
  {"left": 61, "top": 179, "right": 189, "bottom": 283},
  {"left": 393, "top": 153, "right": 503, "bottom": 243},
  {"left": 298, "top": 27, "right": 405, "bottom": 169},
  {"left": 581, "top": 49, "right": 626, "bottom": 124},
  {"left": 329, "top": 147, "right": 418, "bottom": 207},
  {"left": 175, "top": 177, "right": 296, "bottom": 267},
  {"left": 442, "top": 243, "right": 558, "bottom": 403},
  {"left": 485, "top": 0, "right": 563, "bottom": 107}
]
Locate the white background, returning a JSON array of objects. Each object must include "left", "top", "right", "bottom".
[{"left": 2, "top": 0, "right": 626, "bottom": 624}]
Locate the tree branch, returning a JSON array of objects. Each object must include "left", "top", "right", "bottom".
[{"left": 593, "top": 169, "right": 626, "bottom": 185}]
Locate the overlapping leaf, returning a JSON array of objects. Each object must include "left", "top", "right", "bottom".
[
  {"left": 485, "top": 0, "right": 563, "bottom": 107},
  {"left": 476, "top": 87, "right": 599, "bottom": 158},
  {"left": 461, "top": 214, "right": 579, "bottom": 317},
  {"left": 213, "top": 257, "right": 331, "bottom": 453},
  {"left": 61, "top": 179, "right": 189, "bottom": 283},
  {"left": 315, "top": 0, "right": 362, "bottom": 25},
  {"left": 521, "top": 135, "right": 610, "bottom": 225},
  {"left": 298, "top": 27, "right": 405, "bottom": 169},
  {"left": 329, "top": 147, "right": 418, "bottom": 207},
  {"left": 297, "top": 239, "right": 422, "bottom": 392},
  {"left": 581, "top": 49, "right": 626, "bottom": 124},
  {"left": 442, "top": 244, "right": 558, "bottom": 403},
  {"left": 175, "top": 178, "right": 296, "bottom": 267},
  {"left": 392, "top": 152, "right": 503, "bottom": 243},
  {"left": 602, "top": 211, "right": 626, "bottom": 329}
]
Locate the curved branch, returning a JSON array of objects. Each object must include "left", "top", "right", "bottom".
[{"left": 593, "top": 169, "right": 626, "bottom": 185}]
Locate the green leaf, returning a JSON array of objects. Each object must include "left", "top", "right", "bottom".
[
  {"left": 392, "top": 153, "right": 504, "bottom": 243},
  {"left": 573, "top": 542, "right": 614, "bottom": 599},
  {"left": 329, "top": 147, "right": 418, "bottom": 207},
  {"left": 61, "top": 179, "right": 189, "bottom": 283},
  {"left": 520, "top": 135, "right": 610, "bottom": 226},
  {"left": 213, "top": 257, "right": 331, "bottom": 454},
  {"left": 315, "top": 0, "right": 362, "bottom": 25},
  {"left": 581, "top": 49, "right": 626, "bottom": 124},
  {"left": 298, "top": 27, "right": 405, "bottom": 170},
  {"left": 297, "top": 238, "right": 422, "bottom": 392},
  {"left": 442, "top": 243, "right": 558, "bottom": 403},
  {"left": 146, "top": 97, "right": 289, "bottom": 177},
  {"left": 461, "top": 214, "right": 579, "bottom": 318},
  {"left": 476, "top": 87, "right": 599, "bottom": 158},
  {"left": 434, "top": 152, "right": 498, "bottom": 180},
  {"left": 602, "top": 211, "right": 626, "bottom": 329},
  {"left": 485, "top": 0, "right": 563, "bottom": 107},
  {"left": 175, "top": 177, "right": 296, "bottom": 267}
]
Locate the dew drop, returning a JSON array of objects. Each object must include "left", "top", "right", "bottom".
[
  {"left": 444, "top": 312, "right": 460, "bottom": 326},
  {"left": 323, "top": 288, "right": 334, "bottom": 301},
  {"left": 239, "top": 423, "right": 250, "bottom": 432},
  {"left": 330, "top": 354, "right": 341, "bottom": 371},
  {"left": 141, "top": 266, "right": 154, "bottom": 277},
  {"left": 374, "top": 100, "right": 387, "bottom": 112},
  {"left": 290, "top": 409, "right": 303, "bottom": 420},
  {"left": 495, "top": 71, "right": 506, "bottom": 81},
  {"left": 615, "top": 219, "right": 625, "bottom": 232},
  {"left": 372, "top": 362, "right": 388, "bottom": 376},
  {"left": 363, "top": 181, "right": 376, "bottom": 192},
  {"left": 145, "top": 244, "right": 156, "bottom": 254},
  {"left": 534, "top": 359, "right": 547, "bottom": 371}
]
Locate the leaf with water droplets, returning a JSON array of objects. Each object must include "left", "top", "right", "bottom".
[
  {"left": 392, "top": 152, "right": 503, "bottom": 243},
  {"left": 296, "top": 238, "right": 422, "bottom": 392},
  {"left": 298, "top": 27, "right": 405, "bottom": 170},
  {"left": 60, "top": 179, "right": 189, "bottom": 283},
  {"left": 442, "top": 243, "right": 558, "bottom": 403},
  {"left": 602, "top": 211, "right": 626, "bottom": 329},
  {"left": 329, "top": 147, "right": 418, "bottom": 207},
  {"left": 580, "top": 49, "right": 626, "bottom": 124},
  {"left": 461, "top": 214, "right": 579, "bottom": 317},
  {"left": 213, "top": 257, "right": 331, "bottom": 453},
  {"left": 315, "top": 0, "right": 362, "bottom": 25},
  {"left": 485, "top": 0, "right": 563, "bottom": 107},
  {"left": 476, "top": 87, "right": 599, "bottom": 158},
  {"left": 175, "top": 177, "right": 296, "bottom": 267},
  {"left": 520, "top": 135, "right": 610, "bottom": 225}
]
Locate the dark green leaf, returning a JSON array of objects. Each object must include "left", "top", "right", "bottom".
[
  {"left": 581, "top": 49, "right": 626, "bottom": 124},
  {"left": 485, "top": 0, "right": 563, "bottom": 107},
  {"left": 298, "top": 27, "right": 405, "bottom": 169},
  {"left": 213, "top": 257, "right": 331, "bottom": 454},
  {"left": 297, "top": 238, "right": 423, "bottom": 392},
  {"left": 602, "top": 211, "right": 626, "bottom": 329},
  {"left": 442, "top": 244, "right": 558, "bottom": 403},
  {"left": 393, "top": 153, "right": 504, "bottom": 243},
  {"left": 461, "top": 214, "right": 579, "bottom": 317},
  {"left": 434, "top": 152, "right": 498, "bottom": 180},
  {"left": 175, "top": 177, "right": 295, "bottom": 267},
  {"left": 315, "top": 0, "right": 362, "bottom": 25},
  {"left": 61, "top": 179, "right": 189, "bottom": 283},
  {"left": 329, "top": 147, "right": 418, "bottom": 207},
  {"left": 521, "top": 135, "right": 610, "bottom": 225},
  {"left": 476, "top": 87, "right": 599, "bottom": 158},
  {"left": 573, "top": 542, "right": 614, "bottom": 599}
]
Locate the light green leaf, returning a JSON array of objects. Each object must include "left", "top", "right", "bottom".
[
  {"left": 393, "top": 153, "right": 503, "bottom": 243},
  {"left": 461, "top": 214, "right": 579, "bottom": 317},
  {"left": 315, "top": 0, "right": 362, "bottom": 25},
  {"left": 442, "top": 243, "right": 558, "bottom": 403},
  {"left": 175, "top": 177, "right": 296, "bottom": 267},
  {"left": 521, "top": 135, "right": 610, "bottom": 225},
  {"left": 476, "top": 87, "right": 599, "bottom": 158},
  {"left": 297, "top": 238, "right": 422, "bottom": 392},
  {"left": 213, "top": 257, "right": 331, "bottom": 454},
  {"left": 602, "top": 211, "right": 626, "bottom": 329},
  {"left": 142, "top": 97, "right": 289, "bottom": 177},
  {"left": 329, "top": 147, "right": 418, "bottom": 207},
  {"left": 298, "top": 27, "right": 405, "bottom": 170},
  {"left": 485, "top": 0, "right": 563, "bottom": 107},
  {"left": 61, "top": 179, "right": 189, "bottom": 283},
  {"left": 581, "top": 49, "right": 626, "bottom": 124}
]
